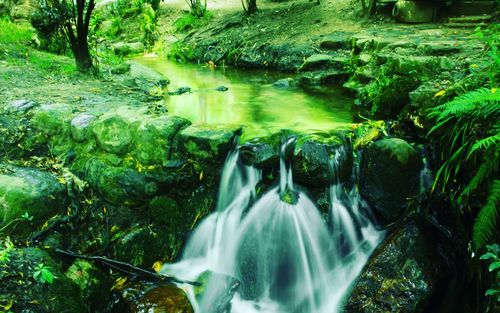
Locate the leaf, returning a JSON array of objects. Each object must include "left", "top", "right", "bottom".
[
  {"left": 489, "top": 262, "right": 500, "bottom": 272},
  {"left": 41, "top": 268, "right": 54, "bottom": 284},
  {"left": 434, "top": 90, "right": 446, "bottom": 97},
  {"left": 152, "top": 261, "right": 162, "bottom": 273},
  {"left": 480, "top": 252, "right": 498, "bottom": 260},
  {"left": 486, "top": 289, "right": 500, "bottom": 296},
  {"left": 112, "top": 276, "right": 128, "bottom": 291}
]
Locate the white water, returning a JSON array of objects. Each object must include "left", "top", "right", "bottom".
[{"left": 161, "top": 140, "right": 382, "bottom": 313}]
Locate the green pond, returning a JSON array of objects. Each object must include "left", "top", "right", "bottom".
[{"left": 135, "top": 56, "right": 355, "bottom": 139}]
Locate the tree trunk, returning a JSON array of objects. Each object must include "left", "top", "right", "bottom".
[
  {"left": 247, "top": 0, "right": 257, "bottom": 14},
  {"left": 74, "top": 42, "right": 93, "bottom": 72}
]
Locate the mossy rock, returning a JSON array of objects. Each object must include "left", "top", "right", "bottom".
[
  {"left": 65, "top": 259, "right": 111, "bottom": 312},
  {"left": 93, "top": 114, "right": 133, "bottom": 155},
  {"left": 360, "top": 138, "right": 421, "bottom": 223},
  {"left": 112, "top": 224, "right": 179, "bottom": 267},
  {"left": 292, "top": 132, "right": 352, "bottom": 187},
  {"left": 0, "top": 247, "right": 84, "bottom": 312},
  {"left": 179, "top": 124, "right": 242, "bottom": 161},
  {"left": 0, "top": 165, "right": 68, "bottom": 237}
]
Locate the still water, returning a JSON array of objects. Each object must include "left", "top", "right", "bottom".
[{"left": 135, "top": 56, "right": 354, "bottom": 139}]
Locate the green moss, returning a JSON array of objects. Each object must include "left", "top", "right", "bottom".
[
  {"left": 174, "top": 12, "right": 214, "bottom": 32},
  {"left": 0, "top": 18, "right": 33, "bottom": 43}
]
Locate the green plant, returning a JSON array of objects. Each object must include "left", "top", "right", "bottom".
[
  {"left": 167, "top": 41, "right": 196, "bottom": 62},
  {"left": 140, "top": 3, "right": 157, "bottom": 47},
  {"left": 480, "top": 244, "right": 500, "bottom": 302},
  {"left": 174, "top": 11, "right": 213, "bottom": 32},
  {"left": 0, "top": 238, "right": 14, "bottom": 263},
  {"left": 33, "top": 263, "right": 54, "bottom": 284},
  {"left": 0, "top": 17, "right": 33, "bottom": 43},
  {"left": 428, "top": 88, "right": 499, "bottom": 249}
]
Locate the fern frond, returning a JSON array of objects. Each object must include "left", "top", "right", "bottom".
[
  {"left": 473, "top": 180, "right": 500, "bottom": 249},
  {"left": 429, "top": 88, "right": 500, "bottom": 120},
  {"left": 462, "top": 157, "right": 499, "bottom": 196},
  {"left": 469, "top": 132, "right": 500, "bottom": 157}
]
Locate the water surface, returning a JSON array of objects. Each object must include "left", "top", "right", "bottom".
[{"left": 135, "top": 56, "right": 354, "bottom": 139}]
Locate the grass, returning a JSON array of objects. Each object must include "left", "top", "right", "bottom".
[
  {"left": 0, "top": 17, "right": 33, "bottom": 43},
  {"left": 174, "top": 11, "right": 213, "bottom": 32}
]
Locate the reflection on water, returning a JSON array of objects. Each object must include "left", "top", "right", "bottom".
[{"left": 135, "top": 56, "right": 354, "bottom": 139}]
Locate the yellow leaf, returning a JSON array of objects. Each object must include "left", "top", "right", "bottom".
[
  {"left": 103, "top": 207, "right": 107, "bottom": 214},
  {"left": 152, "top": 261, "right": 163, "bottom": 273},
  {"left": 434, "top": 90, "right": 446, "bottom": 97},
  {"left": 199, "top": 171, "right": 203, "bottom": 181},
  {"left": 470, "top": 64, "right": 478, "bottom": 68},
  {"left": 41, "top": 221, "right": 49, "bottom": 229},
  {"left": 58, "top": 177, "right": 66, "bottom": 184},
  {"left": 0, "top": 299, "right": 13, "bottom": 310},
  {"left": 492, "top": 88, "right": 497, "bottom": 94},
  {"left": 112, "top": 277, "right": 128, "bottom": 291}
]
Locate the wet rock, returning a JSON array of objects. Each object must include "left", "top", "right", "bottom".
[
  {"left": 149, "top": 196, "right": 183, "bottom": 231},
  {"left": 239, "top": 139, "right": 279, "bottom": 168},
  {"left": 0, "top": 247, "right": 84, "bottom": 312},
  {"left": 216, "top": 86, "right": 229, "bottom": 92},
  {"left": 70, "top": 113, "right": 96, "bottom": 143},
  {"left": 112, "top": 224, "right": 177, "bottom": 267},
  {"left": 113, "top": 42, "right": 145, "bottom": 56},
  {"left": 93, "top": 115, "right": 132, "bottom": 155},
  {"left": 408, "top": 81, "right": 441, "bottom": 108},
  {"left": 272, "top": 77, "right": 296, "bottom": 88},
  {"left": 66, "top": 259, "right": 111, "bottom": 312},
  {"left": 120, "top": 281, "right": 193, "bottom": 313},
  {"left": 292, "top": 132, "right": 352, "bottom": 187},
  {"left": 353, "top": 127, "right": 382, "bottom": 150},
  {"left": 0, "top": 165, "right": 68, "bottom": 236},
  {"left": 168, "top": 86, "right": 192, "bottom": 95},
  {"left": 360, "top": 138, "right": 421, "bottom": 223},
  {"left": 345, "top": 221, "right": 448, "bottom": 313},
  {"left": 179, "top": 124, "right": 242, "bottom": 161},
  {"left": 194, "top": 271, "right": 240, "bottom": 313}
]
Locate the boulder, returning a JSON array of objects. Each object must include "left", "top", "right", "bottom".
[
  {"left": 299, "top": 54, "right": 346, "bottom": 72},
  {"left": 66, "top": 259, "right": 111, "bottom": 312},
  {"left": 93, "top": 115, "right": 132, "bottom": 155},
  {"left": 8, "top": 99, "right": 37, "bottom": 112},
  {"left": 272, "top": 77, "right": 296, "bottom": 88},
  {"left": 0, "top": 165, "right": 68, "bottom": 236},
  {"left": 292, "top": 132, "right": 352, "bottom": 187},
  {"left": 112, "top": 41, "right": 145, "bottom": 56},
  {"left": 345, "top": 221, "right": 448, "bottom": 313},
  {"left": 0, "top": 247, "right": 84, "bottom": 312},
  {"left": 70, "top": 113, "right": 96, "bottom": 143},
  {"left": 360, "top": 138, "right": 421, "bottom": 223},
  {"left": 319, "top": 32, "right": 353, "bottom": 51},
  {"left": 127, "top": 61, "right": 169, "bottom": 87},
  {"left": 179, "top": 124, "right": 242, "bottom": 161},
  {"left": 112, "top": 224, "right": 177, "bottom": 267}
]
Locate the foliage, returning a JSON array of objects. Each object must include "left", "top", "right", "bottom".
[
  {"left": 165, "top": 41, "right": 196, "bottom": 62},
  {"left": 184, "top": 0, "right": 207, "bottom": 17},
  {"left": 0, "top": 17, "right": 33, "bottom": 43},
  {"left": 140, "top": 4, "right": 157, "bottom": 47},
  {"left": 480, "top": 244, "right": 500, "bottom": 302},
  {"left": 427, "top": 24, "right": 500, "bottom": 250},
  {"left": 474, "top": 24, "right": 500, "bottom": 86},
  {"left": 174, "top": 11, "right": 213, "bottom": 32},
  {"left": 33, "top": 263, "right": 54, "bottom": 284},
  {"left": 30, "top": 0, "right": 68, "bottom": 54},
  {"left": 0, "top": 238, "right": 14, "bottom": 264}
]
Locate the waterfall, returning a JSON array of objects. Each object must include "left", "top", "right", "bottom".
[{"left": 161, "top": 139, "right": 382, "bottom": 313}]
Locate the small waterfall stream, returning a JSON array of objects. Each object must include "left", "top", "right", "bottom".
[{"left": 161, "top": 138, "right": 382, "bottom": 313}]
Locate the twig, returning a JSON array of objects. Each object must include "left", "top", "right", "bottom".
[{"left": 55, "top": 249, "right": 201, "bottom": 286}]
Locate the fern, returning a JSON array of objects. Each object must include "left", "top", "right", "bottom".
[
  {"left": 473, "top": 180, "right": 500, "bottom": 249},
  {"left": 428, "top": 88, "right": 500, "bottom": 119},
  {"left": 469, "top": 132, "right": 500, "bottom": 157}
]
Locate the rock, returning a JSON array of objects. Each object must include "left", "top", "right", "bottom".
[
  {"left": 133, "top": 284, "right": 194, "bottom": 313},
  {"left": 66, "top": 259, "right": 111, "bottom": 312},
  {"left": 292, "top": 132, "right": 352, "bottom": 187},
  {"left": 408, "top": 81, "right": 441, "bottom": 108},
  {"left": 360, "top": 138, "right": 421, "bottom": 223},
  {"left": 299, "top": 54, "right": 345, "bottom": 72},
  {"left": 70, "top": 113, "right": 96, "bottom": 143},
  {"left": 112, "top": 42, "right": 145, "bottom": 56},
  {"left": 0, "top": 165, "right": 68, "bottom": 236},
  {"left": 319, "top": 32, "right": 353, "bottom": 50},
  {"left": 353, "top": 127, "right": 382, "bottom": 150},
  {"left": 194, "top": 271, "right": 240, "bottom": 313},
  {"left": 272, "top": 77, "right": 296, "bottom": 88},
  {"left": 111, "top": 62, "right": 131, "bottom": 75},
  {"left": 215, "top": 86, "right": 229, "bottom": 92},
  {"left": 10, "top": 0, "right": 36, "bottom": 20},
  {"left": 93, "top": 115, "right": 132, "bottom": 155},
  {"left": 345, "top": 221, "right": 448, "bottom": 313},
  {"left": 112, "top": 225, "right": 177, "bottom": 267},
  {"left": 9, "top": 99, "right": 37, "bottom": 112},
  {"left": 127, "top": 61, "right": 170, "bottom": 88},
  {"left": 393, "top": 1, "right": 437, "bottom": 23},
  {"left": 0, "top": 247, "right": 84, "bottom": 312},
  {"left": 149, "top": 196, "right": 182, "bottom": 229},
  {"left": 239, "top": 138, "right": 279, "bottom": 168},
  {"left": 132, "top": 116, "right": 190, "bottom": 165},
  {"left": 168, "top": 86, "right": 192, "bottom": 95},
  {"left": 179, "top": 124, "right": 242, "bottom": 160}
]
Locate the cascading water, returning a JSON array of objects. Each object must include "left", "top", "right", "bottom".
[{"left": 161, "top": 138, "right": 382, "bottom": 313}]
